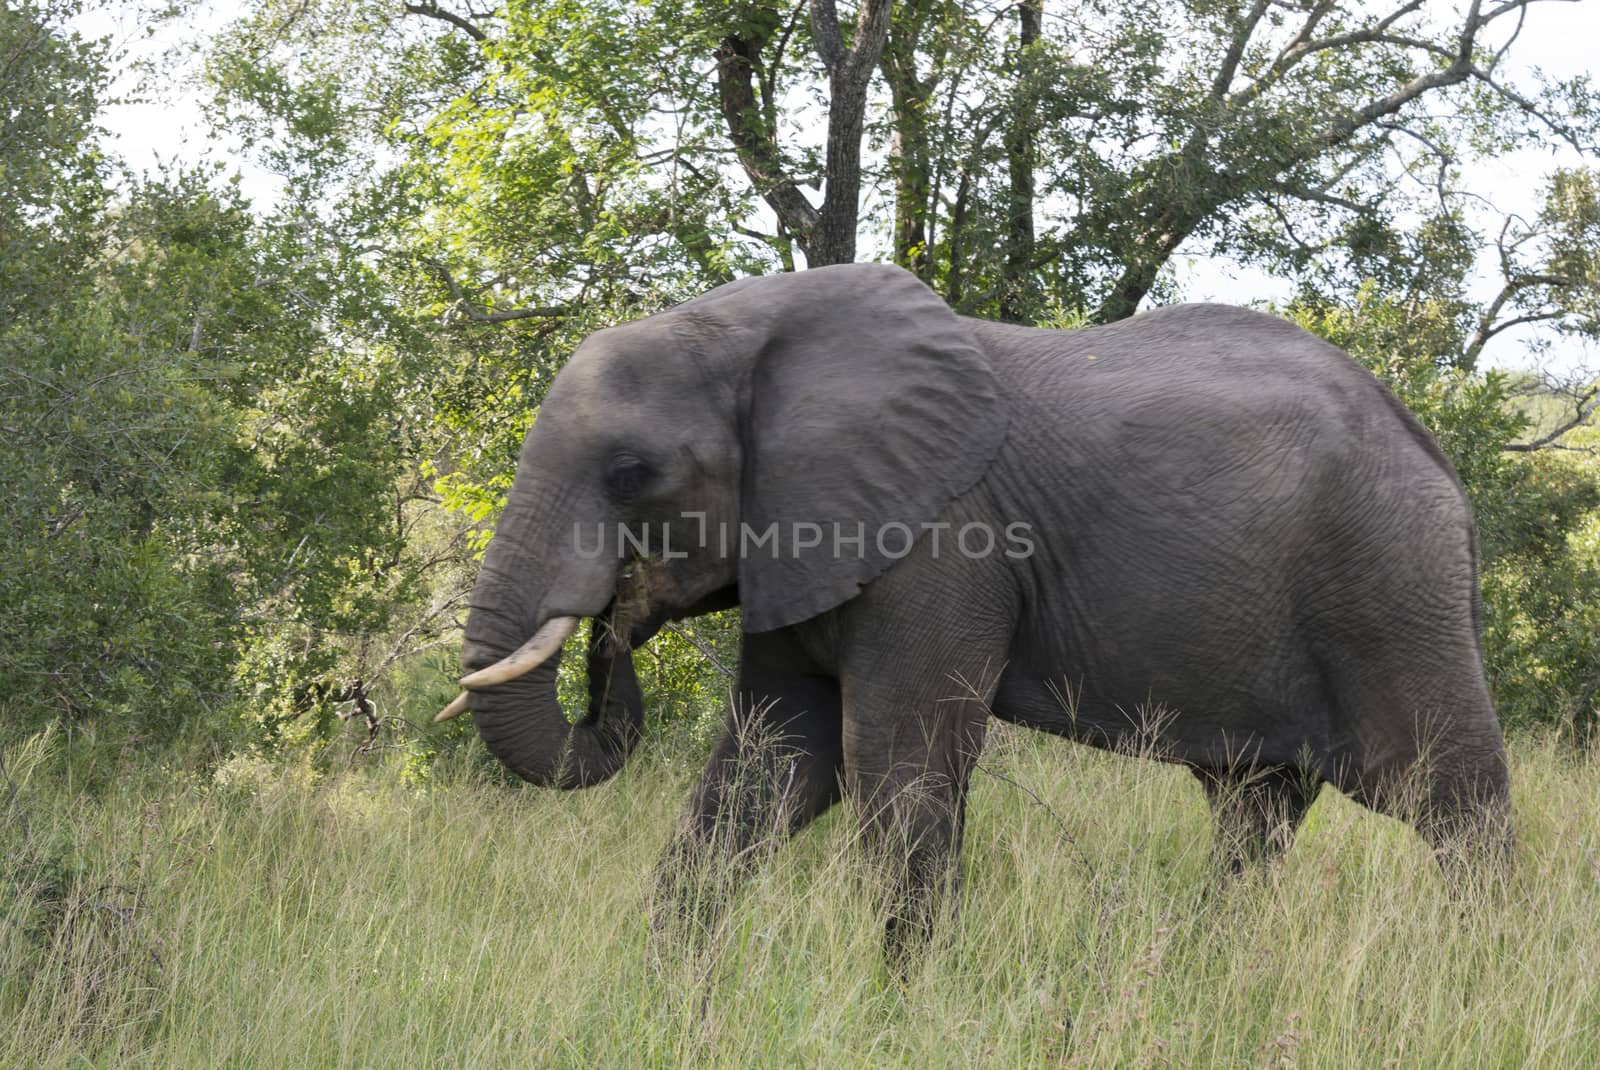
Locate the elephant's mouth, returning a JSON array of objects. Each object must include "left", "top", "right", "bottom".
[{"left": 609, "top": 552, "right": 680, "bottom": 647}]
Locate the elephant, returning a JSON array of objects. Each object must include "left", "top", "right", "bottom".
[{"left": 439, "top": 263, "right": 1510, "bottom": 964}]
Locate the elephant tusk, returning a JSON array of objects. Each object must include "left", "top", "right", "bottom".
[
  {"left": 434, "top": 691, "right": 472, "bottom": 723},
  {"left": 458, "top": 615, "right": 581, "bottom": 689}
]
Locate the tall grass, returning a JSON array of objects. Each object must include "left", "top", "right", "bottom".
[{"left": 3, "top": 726, "right": 1597, "bottom": 1068}]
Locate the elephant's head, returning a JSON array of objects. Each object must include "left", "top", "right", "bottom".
[{"left": 442, "top": 263, "right": 1007, "bottom": 787}]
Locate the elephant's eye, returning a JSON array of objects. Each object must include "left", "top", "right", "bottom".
[{"left": 605, "top": 453, "right": 653, "bottom": 498}]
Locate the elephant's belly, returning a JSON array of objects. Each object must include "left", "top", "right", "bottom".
[{"left": 990, "top": 643, "right": 1342, "bottom": 771}]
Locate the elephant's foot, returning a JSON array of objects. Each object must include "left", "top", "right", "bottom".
[{"left": 1193, "top": 765, "right": 1320, "bottom": 876}]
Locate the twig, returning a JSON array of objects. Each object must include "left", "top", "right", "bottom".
[
  {"left": 663, "top": 623, "right": 735, "bottom": 679},
  {"left": 422, "top": 258, "right": 568, "bottom": 323},
  {"left": 974, "top": 762, "right": 1096, "bottom": 879},
  {"left": 402, "top": 1, "right": 487, "bottom": 42}
]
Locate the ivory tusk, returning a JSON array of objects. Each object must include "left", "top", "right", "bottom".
[
  {"left": 458, "top": 615, "right": 581, "bottom": 689},
  {"left": 434, "top": 691, "right": 471, "bottom": 723}
]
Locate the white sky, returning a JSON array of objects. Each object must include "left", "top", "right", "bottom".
[{"left": 79, "top": 0, "right": 1600, "bottom": 374}]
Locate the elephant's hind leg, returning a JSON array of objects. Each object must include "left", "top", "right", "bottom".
[
  {"left": 1356, "top": 726, "right": 1512, "bottom": 883},
  {"left": 1421, "top": 758, "right": 1513, "bottom": 889},
  {"left": 1325, "top": 644, "right": 1512, "bottom": 883},
  {"left": 1193, "top": 765, "right": 1321, "bottom": 875}
]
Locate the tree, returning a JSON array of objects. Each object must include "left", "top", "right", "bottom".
[
  {"left": 0, "top": 0, "right": 106, "bottom": 320},
  {"left": 189, "top": 0, "right": 1600, "bottom": 738},
  {"left": 0, "top": 3, "right": 481, "bottom": 758}
]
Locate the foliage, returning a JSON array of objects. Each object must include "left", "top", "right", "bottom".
[
  {"left": 1, "top": 5, "right": 235, "bottom": 747},
  {"left": 0, "top": 3, "right": 477, "bottom": 760},
  {"left": 0, "top": 0, "right": 107, "bottom": 321},
  {"left": 1478, "top": 437, "right": 1600, "bottom": 736}
]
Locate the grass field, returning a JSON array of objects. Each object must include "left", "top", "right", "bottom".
[{"left": 3, "top": 725, "right": 1598, "bottom": 1068}]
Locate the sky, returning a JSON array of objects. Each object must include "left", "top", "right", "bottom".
[{"left": 78, "top": 0, "right": 1600, "bottom": 375}]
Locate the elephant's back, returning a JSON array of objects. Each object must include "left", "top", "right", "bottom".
[{"left": 963, "top": 305, "right": 1464, "bottom": 507}]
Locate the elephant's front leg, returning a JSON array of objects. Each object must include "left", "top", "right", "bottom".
[
  {"left": 839, "top": 627, "right": 1007, "bottom": 975},
  {"left": 651, "top": 628, "right": 843, "bottom": 945}
]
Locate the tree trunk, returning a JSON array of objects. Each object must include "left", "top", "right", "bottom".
[
  {"left": 807, "top": 65, "right": 871, "bottom": 267},
  {"left": 1000, "top": 0, "right": 1042, "bottom": 322},
  {"left": 806, "top": 0, "right": 893, "bottom": 267},
  {"left": 881, "top": 5, "right": 937, "bottom": 278},
  {"left": 1094, "top": 214, "right": 1195, "bottom": 323}
]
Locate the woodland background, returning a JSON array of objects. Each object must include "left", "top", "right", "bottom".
[
  {"left": 6, "top": 3, "right": 1600, "bottom": 1065},
  {"left": 7, "top": 0, "right": 1600, "bottom": 769}
]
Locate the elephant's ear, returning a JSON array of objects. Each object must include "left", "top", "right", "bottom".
[{"left": 693, "top": 264, "right": 1008, "bottom": 633}]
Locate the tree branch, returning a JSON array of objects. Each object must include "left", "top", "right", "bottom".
[
  {"left": 663, "top": 623, "right": 735, "bottom": 679},
  {"left": 423, "top": 259, "right": 568, "bottom": 323},
  {"left": 809, "top": 0, "right": 846, "bottom": 72},
  {"left": 1466, "top": 269, "right": 1575, "bottom": 366},
  {"left": 1234, "top": 0, "right": 1422, "bottom": 109},
  {"left": 1312, "top": 0, "right": 1592, "bottom": 152},
  {"left": 715, "top": 31, "right": 819, "bottom": 251},
  {"left": 1465, "top": 62, "right": 1596, "bottom": 154},
  {"left": 1210, "top": 0, "right": 1271, "bottom": 101},
  {"left": 402, "top": 1, "right": 487, "bottom": 42},
  {"left": 1505, "top": 384, "right": 1600, "bottom": 452},
  {"left": 1270, "top": 179, "right": 1368, "bottom": 214}
]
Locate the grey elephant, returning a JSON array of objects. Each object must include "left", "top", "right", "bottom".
[{"left": 439, "top": 263, "right": 1509, "bottom": 962}]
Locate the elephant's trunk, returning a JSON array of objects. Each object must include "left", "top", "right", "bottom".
[
  {"left": 450, "top": 478, "right": 646, "bottom": 788},
  {"left": 464, "top": 614, "right": 643, "bottom": 789}
]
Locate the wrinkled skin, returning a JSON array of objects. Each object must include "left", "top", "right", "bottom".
[{"left": 458, "top": 264, "right": 1509, "bottom": 966}]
